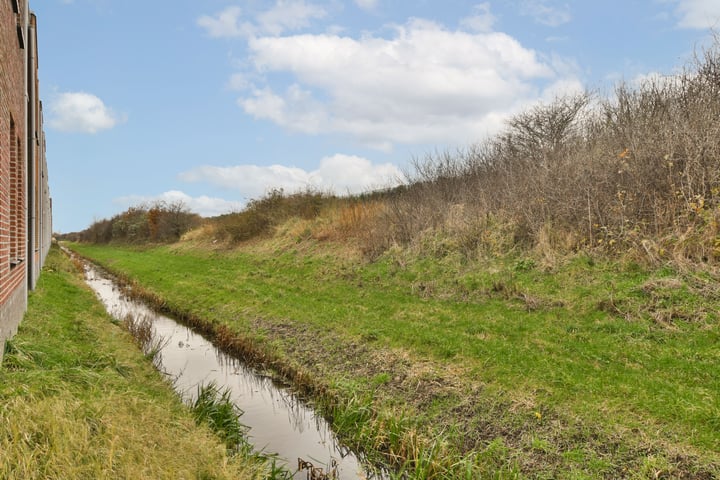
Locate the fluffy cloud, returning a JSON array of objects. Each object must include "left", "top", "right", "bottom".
[
  {"left": 197, "top": 1, "right": 326, "bottom": 38},
  {"left": 672, "top": 0, "right": 720, "bottom": 29},
  {"left": 235, "top": 17, "right": 577, "bottom": 148},
  {"left": 114, "top": 191, "right": 244, "bottom": 217},
  {"left": 48, "top": 92, "right": 121, "bottom": 133},
  {"left": 520, "top": 1, "right": 572, "bottom": 27},
  {"left": 179, "top": 154, "right": 402, "bottom": 198}
]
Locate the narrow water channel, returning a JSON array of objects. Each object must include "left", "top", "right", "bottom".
[{"left": 79, "top": 258, "right": 385, "bottom": 479}]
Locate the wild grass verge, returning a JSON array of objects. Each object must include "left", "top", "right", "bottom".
[
  {"left": 0, "top": 246, "right": 274, "bottom": 479},
  {"left": 68, "top": 242, "right": 720, "bottom": 478}
]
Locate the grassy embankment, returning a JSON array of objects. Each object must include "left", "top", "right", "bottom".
[
  {"left": 63, "top": 40, "right": 720, "bottom": 478},
  {"left": 69, "top": 239, "right": 720, "bottom": 479},
  {"left": 0, "top": 246, "right": 279, "bottom": 479}
]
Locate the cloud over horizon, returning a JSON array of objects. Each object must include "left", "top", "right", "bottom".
[
  {"left": 114, "top": 190, "right": 244, "bottom": 218},
  {"left": 202, "top": 4, "right": 582, "bottom": 150},
  {"left": 179, "top": 154, "right": 402, "bottom": 199},
  {"left": 48, "top": 91, "right": 122, "bottom": 134},
  {"left": 672, "top": 0, "right": 720, "bottom": 29}
]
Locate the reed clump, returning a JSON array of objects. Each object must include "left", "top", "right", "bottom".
[{"left": 190, "top": 382, "right": 252, "bottom": 454}]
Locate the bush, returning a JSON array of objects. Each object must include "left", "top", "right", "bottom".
[
  {"left": 210, "top": 188, "right": 334, "bottom": 243},
  {"left": 78, "top": 201, "right": 201, "bottom": 244},
  {"left": 364, "top": 38, "right": 720, "bottom": 264}
]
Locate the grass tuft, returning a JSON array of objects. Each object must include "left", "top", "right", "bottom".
[{"left": 190, "top": 382, "right": 251, "bottom": 454}]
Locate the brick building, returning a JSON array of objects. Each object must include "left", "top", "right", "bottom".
[{"left": 0, "top": 0, "right": 51, "bottom": 362}]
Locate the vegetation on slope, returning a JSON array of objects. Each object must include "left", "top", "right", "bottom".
[
  {"left": 70, "top": 241, "right": 720, "bottom": 478},
  {"left": 60, "top": 39, "right": 720, "bottom": 478},
  {"left": 74, "top": 39, "right": 720, "bottom": 269},
  {"left": 62, "top": 200, "right": 202, "bottom": 244},
  {"left": 0, "top": 246, "right": 274, "bottom": 479}
]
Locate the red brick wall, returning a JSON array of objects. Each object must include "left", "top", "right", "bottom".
[
  {"left": 1, "top": 2, "right": 51, "bottom": 360},
  {"left": 0, "top": 0, "right": 28, "bottom": 337}
]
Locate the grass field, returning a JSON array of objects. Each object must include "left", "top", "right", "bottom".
[
  {"left": 0, "top": 246, "right": 275, "bottom": 479},
  {"left": 67, "top": 239, "right": 720, "bottom": 479}
]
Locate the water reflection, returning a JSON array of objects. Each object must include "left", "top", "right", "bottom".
[{"left": 79, "top": 260, "right": 385, "bottom": 479}]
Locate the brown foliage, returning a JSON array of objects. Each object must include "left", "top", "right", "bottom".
[{"left": 359, "top": 39, "right": 720, "bottom": 265}]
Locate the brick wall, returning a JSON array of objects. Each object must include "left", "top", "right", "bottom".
[{"left": 0, "top": 2, "right": 52, "bottom": 362}]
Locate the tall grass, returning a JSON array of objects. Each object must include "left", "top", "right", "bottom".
[
  {"left": 190, "top": 382, "right": 251, "bottom": 453},
  {"left": 70, "top": 39, "right": 720, "bottom": 270},
  {"left": 0, "top": 247, "right": 268, "bottom": 479}
]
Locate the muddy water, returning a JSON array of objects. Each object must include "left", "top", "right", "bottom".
[{"left": 81, "top": 261, "right": 385, "bottom": 479}]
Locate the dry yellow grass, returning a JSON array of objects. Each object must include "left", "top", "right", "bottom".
[{"left": 0, "top": 247, "right": 267, "bottom": 480}]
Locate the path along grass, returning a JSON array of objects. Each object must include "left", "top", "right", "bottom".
[
  {"left": 0, "top": 246, "right": 272, "bottom": 480},
  {"left": 69, "top": 241, "right": 720, "bottom": 479}
]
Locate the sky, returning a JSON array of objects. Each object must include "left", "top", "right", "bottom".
[{"left": 31, "top": 0, "right": 720, "bottom": 233}]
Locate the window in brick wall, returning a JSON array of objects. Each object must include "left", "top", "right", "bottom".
[
  {"left": 9, "top": 118, "right": 16, "bottom": 265},
  {"left": 12, "top": 0, "right": 24, "bottom": 49},
  {"left": 9, "top": 119, "right": 23, "bottom": 268}
]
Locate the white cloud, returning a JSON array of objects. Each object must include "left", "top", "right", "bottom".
[
  {"left": 179, "top": 154, "right": 402, "bottom": 198},
  {"left": 354, "top": 0, "right": 378, "bottom": 10},
  {"left": 48, "top": 92, "right": 122, "bottom": 134},
  {"left": 672, "top": 0, "right": 720, "bottom": 29},
  {"left": 239, "top": 85, "right": 328, "bottom": 134},
  {"left": 460, "top": 3, "right": 496, "bottom": 32},
  {"left": 520, "top": 1, "right": 572, "bottom": 27},
  {"left": 236, "top": 17, "right": 576, "bottom": 148},
  {"left": 629, "top": 71, "right": 686, "bottom": 91},
  {"left": 257, "top": 0, "right": 327, "bottom": 36},
  {"left": 197, "top": 1, "right": 326, "bottom": 38},
  {"left": 114, "top": 191, "right": 244, "bottom": 217},
  {"left": 538, "top": 77, "right": 584, "bottom": 102},
  {"left": 197, "top": 6, "right": 246, "bottom": 38}
]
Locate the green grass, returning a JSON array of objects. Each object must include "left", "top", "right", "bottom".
[
  {"left": 0, "top": 246, "right": 274, "bottom": 479},
  {"left": 190, "top": 382, "right": 252, "bottom": 454},
  {"left": 68, "top": 241, "right": 720, "bottom": 478}
]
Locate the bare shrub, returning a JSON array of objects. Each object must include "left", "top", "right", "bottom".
[{"left": 362, "top": 38, "right": 720, "bottom": 265}]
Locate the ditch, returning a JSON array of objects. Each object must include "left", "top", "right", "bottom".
[{"left": 78, "top": 255, "right": 387, "bottom": 479}]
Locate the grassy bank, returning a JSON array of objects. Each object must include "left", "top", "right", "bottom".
[
  {"left": 0, "top": 246, "right": 272, "bottom": 479},
  {"left": 68, "top": 240, "right": 720, "bottom": 479}
]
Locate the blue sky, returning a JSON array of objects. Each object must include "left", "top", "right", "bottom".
[{"left": 32, "top": 0, "right": 720, "bottom": 233}]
